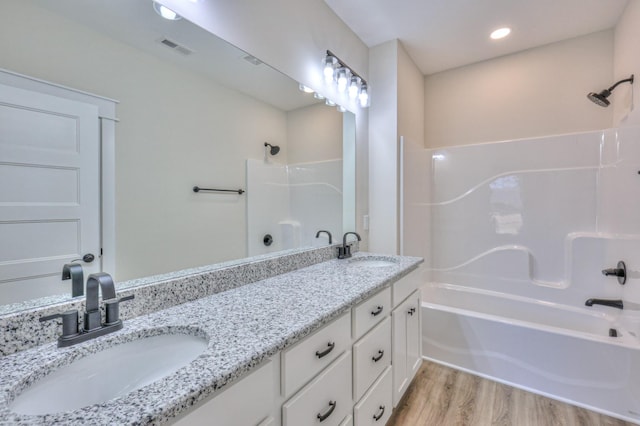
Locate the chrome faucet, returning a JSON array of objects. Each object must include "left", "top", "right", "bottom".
[
  {"left": 585, "top": 298, "right": 623, "bottom": 309},
  {"left": 315, "top": 230, "right": 333, "bottom": 244},
  {"left": 338, "top": 232, "right": 361, "bottom": 259},
  {"left": 62, "top": 263, "right": 84, "bottom": 297},
  {"left": 40, "top": 272, "right": 134, "bottom": 347}
]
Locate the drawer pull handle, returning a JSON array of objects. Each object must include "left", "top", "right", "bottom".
[
  {"left": 315, "top": 342, "right": 335, "bottom": 359},
  {"left": 371, "top": 305, "right": 384, "bottom": 316},
  {"left": 317, "top": 400, "right": 336, "bottom": 422},
  {"left": 408, "top": 307, "right": 416, "bottom": 316},
  {"left": 372, "top": 350, "right": 384, "bottom": 362},
  {"left": 373, "top": 405, "right": 385, "bottom": 421}
]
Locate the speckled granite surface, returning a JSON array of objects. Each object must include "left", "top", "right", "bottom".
[
  {"left": 0, "top": 244, "right": 347, "bottom": 357},
  {"left": 0, "top": 252, "right": 422, "bottom": 425}
]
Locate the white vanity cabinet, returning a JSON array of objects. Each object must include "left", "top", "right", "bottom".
[{"left": 171, "top": 268, "right": 421, "bottom": 425}]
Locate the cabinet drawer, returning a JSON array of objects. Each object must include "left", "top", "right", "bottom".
[
  {"left": 282, "top": 313, "right": 351, "bottom": 397},
  {"left": 392, "top": 270, "right": 420, "bottom": 307},
  {"left": 353, "top": 317, "right": 391, "bottom": 401},
  {"left": 352, "top": 287, "right": 391, "bottom": 340},
  {"left": 354, "top": 366, "right": 392, "bottom": 426},
  {"left": 283, "top": 351, "right": 353, "bottom": 426}
]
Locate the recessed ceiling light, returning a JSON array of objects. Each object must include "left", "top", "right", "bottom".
[
  {"left": 490, "top": 27, "right": 511, "bottom": 40},
  {"left": 153, "top": 1, "right": 182, "bottom": 20}
]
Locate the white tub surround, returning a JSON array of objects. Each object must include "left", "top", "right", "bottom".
[
  {"left": 0, "top": 253, "right": 422, "bottom": 425},
  {"left": 409, "top": 125, "right": 640, "bottom": 423}
]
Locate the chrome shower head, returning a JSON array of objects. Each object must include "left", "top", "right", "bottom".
[
  {"left": 264, "top": 142, "right": 280, "bottom": 155},
  {"left": 587, "top": 74, "right": 634, "bottom": 108}
]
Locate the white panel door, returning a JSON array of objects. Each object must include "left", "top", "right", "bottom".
[{"left": 0, "top": 83, "right": 100, "bottom": 304}]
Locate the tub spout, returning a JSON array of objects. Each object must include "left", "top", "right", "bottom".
[{"left": 585, "top": 298, "right": 623, "bottom": 309}]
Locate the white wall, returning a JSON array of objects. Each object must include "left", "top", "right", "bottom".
[
  {"left": 287, "top": 103, "right": 343, "bottom": 164},
  {"left": 368, "top": 41, "right": 400, "bottom": 254},
  {"left": 424, "top": 31, "right": 615, "bottom": 148},
  {"left": 0, "top": 1, "right": 288, "bottom": 280},
  {"left": 614, "top": 0, "right": 640, "bottom": 126}
]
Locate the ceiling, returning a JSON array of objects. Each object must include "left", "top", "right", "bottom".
[{"left": 323, "top": 0, "right": 630, "bottom": 75}]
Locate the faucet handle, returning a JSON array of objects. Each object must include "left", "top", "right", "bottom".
[
  {"left": 40, "top": 310, "right": 79, "bottom": 338},
  {"left": 105, "top": 294, "right": 135, "bottom": 326},
  {"left": 601, "top": 261, "right": 626, "bottom": 285}
]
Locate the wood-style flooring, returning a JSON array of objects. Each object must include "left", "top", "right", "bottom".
[{"left": 386, "top": 361, "right": 634, "bottom": 426}]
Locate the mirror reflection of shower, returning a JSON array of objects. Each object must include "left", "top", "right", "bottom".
[{"left": 587, "top": 74, "right": 634, "bottom": 107}]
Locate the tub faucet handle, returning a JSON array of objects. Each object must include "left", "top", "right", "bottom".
[{"left": 601, "top": 261, "right": 626, "bottom": 285}]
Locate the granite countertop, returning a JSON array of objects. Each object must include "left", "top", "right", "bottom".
[{"left": 0, "top": 253, "right": 422, "bottom": 425}]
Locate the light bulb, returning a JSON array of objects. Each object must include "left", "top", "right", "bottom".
[
  {"left": 358, "top": 85, "right": 369, "bottom": 107},
  {"left": 313, "top": 92, "right": 325, "bottom": 100},
  {"left": 323, "top": 56, "right": 336, "bottom": 83},
  {"left": 298, "top": 84, "right": 314, "bottom": 94},
  {"left": 337, "top": 105, "right": 347, "bottom": 112},
  {"left": 337, "top": 68, "right": 349, "bottom": 92},
  {"left": 153, "top": 2, "right": 181, "bottom": 20},
  {"left": 348, "top": 76, "right": 360, "bottom": 99},
  {"left": 325, "top": 99, "right": 337, "bottom": 107}
]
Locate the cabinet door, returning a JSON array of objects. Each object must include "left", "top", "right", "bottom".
[
  {"left": 406, "top": 292, "right": 422, "bottom": 381},
  {"left": 391, "top": 298, "right": 409, "bottom": 407},
  {"left": 391, "top": 290, "right": 422, "bottom": 407},
  {"left": 172, "top": 360, "right": 274, "bottom": 426}
]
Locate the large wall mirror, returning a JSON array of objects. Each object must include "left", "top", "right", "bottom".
[{"left": 0, "top": 0, "right": 356, "bottom": 311}]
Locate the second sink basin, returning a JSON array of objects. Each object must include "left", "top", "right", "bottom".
[
  {"left": 347, "top": 256, "right": 399, "bottom": 268},
  {"left": 9, "top": 331, "right": 208, "bottom": 415}
]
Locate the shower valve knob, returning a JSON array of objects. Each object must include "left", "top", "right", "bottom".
[{"left": 601, "top": 261, "right": 626, "bottom": 285}]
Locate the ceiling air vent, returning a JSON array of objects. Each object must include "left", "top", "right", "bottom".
[{"left": 158, "top": 37, "right": 194, "bottom": 56}]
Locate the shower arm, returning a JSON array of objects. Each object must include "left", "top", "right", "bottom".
[{"left": 607, "top": 75, "right": 634, "bottom": 92}]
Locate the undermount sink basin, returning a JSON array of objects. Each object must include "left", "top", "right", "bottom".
[
  {"left": 347, "top": 257, "right": 398, "bottom": 268},
  {"left": 10, "top": 332, "right": 208, "bottom": 415}
]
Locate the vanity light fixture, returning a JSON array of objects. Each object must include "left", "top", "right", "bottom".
[
  {"left": 152, "top": 1, "right": 182, "bottom": 20},
  {"left": 490, "top": 27, "right": 511, "bottom": 40},
  {"left": 323, "top": 50, "right": 370, "bottom": 108}
]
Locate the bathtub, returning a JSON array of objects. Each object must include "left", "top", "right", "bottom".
[{"left": 421, "top": 283, "right": 640, "bottom": 424}]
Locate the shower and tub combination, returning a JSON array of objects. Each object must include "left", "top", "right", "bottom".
[{"left": 404, "top": 125, "right": 640, "bottom": 423}]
